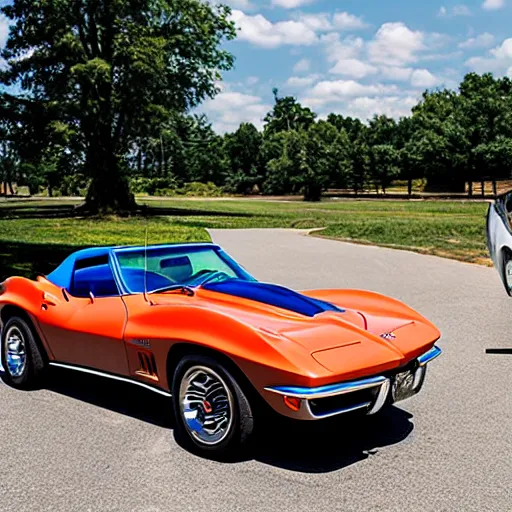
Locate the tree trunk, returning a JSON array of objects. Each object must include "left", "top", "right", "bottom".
[
  {"left": 481, "top": 179, "right": 485, "bottom": 198},
  {"left": 81, "top": 111, "right": 136, "bottom": 213},
  {"left": 493, "top": 179, "right": 497, "bottom": 197},
  {"left": 468, "top": 181, "right": 473, "bottom": 197},
  {"left": 304, "top": 183, "right": 322, "bottom": 202},
  {"left": 83, "top": 147, "right": 135, "bottom": 213},
  {"left": 407, "top": 178, "right": 412, "bottom": 197}
]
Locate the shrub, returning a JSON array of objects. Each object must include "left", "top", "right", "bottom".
[
  {"left": 130, "top": 178, "right": 225, "bottom": 197},
  {"left": 130, "top": 177, "right": 178, "bottom": 195},
  {"left": 179, "top": 182, "right": 224, "bottom": 197}
]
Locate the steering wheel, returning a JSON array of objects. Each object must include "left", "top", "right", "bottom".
[{"left": 188, "top": 270, "right": 231, "bottom": 286}]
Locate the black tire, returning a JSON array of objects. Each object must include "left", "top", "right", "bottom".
[
  {"left": 1, "top": 316, "right": 46, "bottom": 389},
  {"left": 171, "top": 354, "right": 254, "bottom": 459},
  {"left": 502, "top": 249, "right": 512, "bottom": 297}
]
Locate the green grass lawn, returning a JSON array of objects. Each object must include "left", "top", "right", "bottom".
[{"left": 0, "top": 197, "right": 490, "bottom": 280}]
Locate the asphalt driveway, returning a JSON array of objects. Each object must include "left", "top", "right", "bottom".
[{"left": 0, "top": 229, "right": 511, "bottom": 511}]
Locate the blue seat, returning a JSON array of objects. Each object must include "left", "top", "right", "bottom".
[{"left": 71, "top": 264, "right": 119, "bottom": 298}]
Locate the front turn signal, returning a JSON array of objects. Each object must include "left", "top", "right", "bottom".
[{"left": 283, "top": 396, "right": 302, "bottom": 412}]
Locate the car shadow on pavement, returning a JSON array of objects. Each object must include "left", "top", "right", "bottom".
[
  {"left": 44, "top": 367, "right": 413, "bottom": 473},
  {"left": 253, "top": 407, "right": 414, "bottom": 473},
  {"left": 45, "top": 367, "right": 175, "bottom": 429}
]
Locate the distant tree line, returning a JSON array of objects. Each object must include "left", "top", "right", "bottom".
[
  {"left": 0, "top": 1, "right": 511, "bottom": 207},
  {"left": 3, "top": 73, "right": 512, "bottom": 203}
]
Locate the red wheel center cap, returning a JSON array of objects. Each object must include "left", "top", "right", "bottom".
[{"left": 203, "top": 400, "right": 213, "bottom": 413}]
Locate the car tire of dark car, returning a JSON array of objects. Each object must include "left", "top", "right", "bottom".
[
  {"left": 0, "top": 316, "right": 46, "bottom": 389},
  {"left": 171, "top": 354, "right": 254, "bottom": 459},
  {"left": 502, "top": 248, "right": 512, "bottom": 296}
]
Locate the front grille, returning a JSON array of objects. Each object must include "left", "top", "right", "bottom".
[
  {"left": 309, "top": 387, "right": 379, "bottom": 417},
  {"left": 384, "top": 358, "right": 419, "bottom": 379}
]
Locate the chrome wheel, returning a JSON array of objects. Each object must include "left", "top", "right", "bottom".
[
  {"left": 506, "top": 259, "right": 512, "bottom": 292},
  {"left": 4, "top": 326, "right": 27, "bottom": 378},
  {"left": 179, "top": 365, "right": 234, "bottom": 446}
]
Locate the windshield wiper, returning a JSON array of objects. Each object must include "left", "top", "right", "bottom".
[{"left": 148, "top": 284, "right": 195, "bottom": 296}]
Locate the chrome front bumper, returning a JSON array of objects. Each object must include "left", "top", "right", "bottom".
[{"left": 264, "top": 345, "right": 442, "bottom": 420}]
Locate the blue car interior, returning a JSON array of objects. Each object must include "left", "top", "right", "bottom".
[
  {"left": 121, "top": 267, "right": 174, "bottom": 294},
  {"left": 71, "top": 264, "right": 119, "bottom": 298},
  {"left": 160, "top": 256, "right": 193, "bottom": 282},
  {"left": 46, "top": 244, "right": 345, "bottom": 316}
]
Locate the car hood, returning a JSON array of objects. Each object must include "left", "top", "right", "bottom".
[{"left": 178, "top": 281, "right": 440, "bottom": 373}]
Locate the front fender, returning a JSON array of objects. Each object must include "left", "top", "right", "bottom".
[{"left": 122, "top": 298, "right": 331, "bottom": 393}]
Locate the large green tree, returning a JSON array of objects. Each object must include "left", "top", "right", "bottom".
[
  {"left": 224, "top": 122, "right": 263, "bottom": 193},
  {"left": 0, "top": 0, "right": 236, "bottom": 211},
  {"left": 263, "top": 89, "right": 316, "bottom": 135}
]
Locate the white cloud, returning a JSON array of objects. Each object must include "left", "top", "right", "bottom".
[
  {"left": 225, "top": 0, "right": 254, "bottom": 9},
  {"left": 466, "top": 37, "right": 512, "bottom": 74},
  {"left": 296, "top": 13, "right": 332, "bottom": 32},
  {"left": 492, "top": 38, "right": 512, "bottom": 58},
  {"left": 410, "top": 69, "right": 440, "bottom": 88},
  {"left": 482, "top": 0, "right": 505, "bottom": 10},
  {"left": 301, "top": 79, "right": 398, "bottom": 107},
  {"left": 201, "top": 91, "right": 270, "bottom": 133},
  {"left": 322, "top": 33, "right": 365, "bottom": 61},
  {"left": 0, "top": 14, "right": 9, "bottom": 49},
  {"left": 458, "top": 32, "right": 495, "bottom": 49},
  {"left": 379, "top": 66, "right": 414, "bottom": 81},
  {"left": 293, "top": 58, "right": 311, "bottom": 73},
  {"left": 332, "top": 12, "right": 369, "bottom": 31},
  {"left": 208, "top": 0, "right": 256, "bottom": 10},
  {"left": 438, "top": 4, "right": 472, "bottom": 16},
  {"left": 231, "top": 10, "right": 317, "bottom": 48},
  {"left": 420, "top": 50, "right": 463, "bottom": 61},
  {"left": 286, "top": 74, "right": 322, "bottom": 88},
  {"left": 453, "top": 4, "right": 473, "bottom": 15},
  {"left": 344, "top": 96, "right": 419, "bottom": 120},
  {"left": 271, "top": 0, "right": 315, "bottom": 8},
  {"left": 246, "top": 76, "right": 259, "bottom": 85},
  {"left": 368, "top": 22, "right": 426, "bottom": 66},
  {"left": 294, "top": 12, "right": 368, "bottom": 32},
  {"left": 329, "top": 58, "right": 378, "bottom": 79}
]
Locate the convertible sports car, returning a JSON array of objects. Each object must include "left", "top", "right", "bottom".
[
  {"left": 487, "top": 190, "right": 512, "bottom": 296},
  {"left": 0, "top": 243, "right": 441, "bottom": 456}
]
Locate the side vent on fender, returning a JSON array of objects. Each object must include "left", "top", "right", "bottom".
[{"left": 136, "top": 351, "right": 159, "bottom": 381}]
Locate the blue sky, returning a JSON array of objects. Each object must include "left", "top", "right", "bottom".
[
  {"left": 0, "top": 0, "right": 511, "bottom": 133},
  {"left": 200, "top": 0, "right": 512, "bottom": 132}
]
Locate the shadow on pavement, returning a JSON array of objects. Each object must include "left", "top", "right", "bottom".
[
  {"left": 45, "top": 367, "right": 174, "bottom": 429},
  {"left": 253, "top": 407, "right": 414, "bottom": 473},
  {"left": 43, "top": 367, "right": 413, "bottom": 473}
]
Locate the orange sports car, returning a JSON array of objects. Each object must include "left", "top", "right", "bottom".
[{"left": 0, "top": 243, "right": 441, "bottom": 457}]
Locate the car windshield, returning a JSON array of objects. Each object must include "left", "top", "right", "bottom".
[{"left": 113, "top": 245, "right": 255, "bottom": 294}]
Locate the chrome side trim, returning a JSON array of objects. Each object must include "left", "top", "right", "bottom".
[
  {"left": 48, "top": 362, "right": 172, "bottom": 397},
  {"left": 417, "top": 345, "right": 442, "bottom": 366},
  {"left": 367, "top": 378, "right": 391, "bottom": 415},
  {"left": 264, "top": 375, "right": 388, "bottom": 400},
  {"left": 306, "top": 400, "right": 372, "bottom": 419}
]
